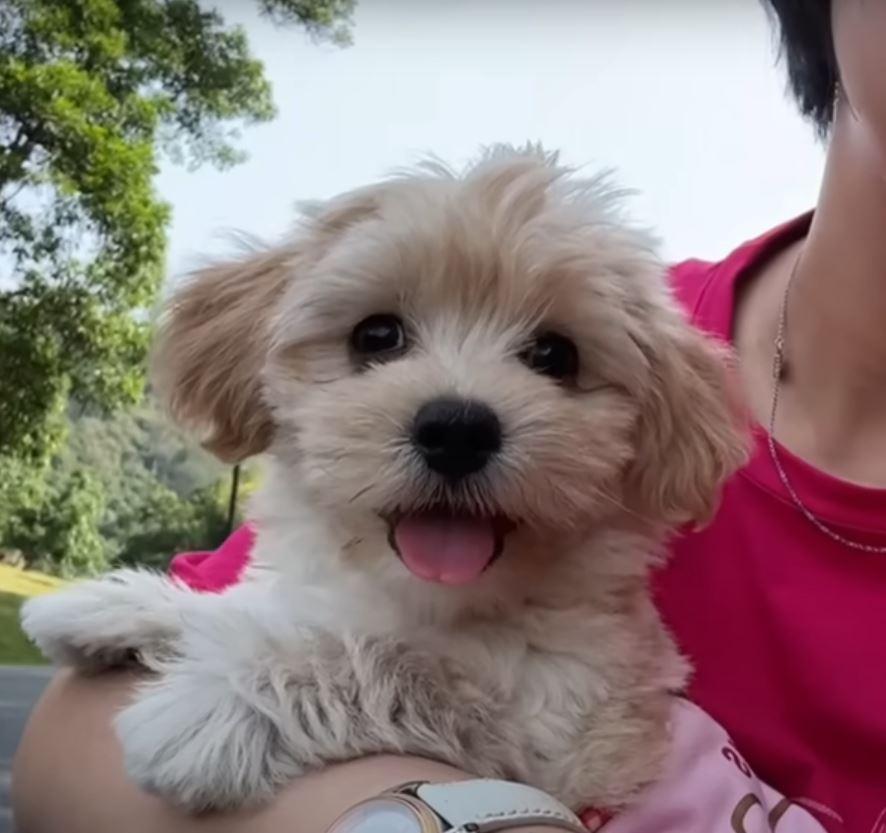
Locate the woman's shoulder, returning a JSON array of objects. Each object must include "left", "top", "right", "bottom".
[
  {"left": 668, "top": 213, "right": 813, "bottom": 338},
  {"left": 668, "top": 258, "right": 722, "bottom": 321}
]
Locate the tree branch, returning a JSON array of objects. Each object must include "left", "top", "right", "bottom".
[
  {"left": 7, "top": 125, "right": 27, "bottom": 154},
  {"left": 0, "top": 124, "right": 36, "bottom": 195}
]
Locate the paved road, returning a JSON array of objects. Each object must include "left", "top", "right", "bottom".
[{"left": 0, "top": 666, "right": 53, "bottom": 833}]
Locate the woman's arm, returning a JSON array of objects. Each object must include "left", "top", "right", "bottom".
[{"left": 12, "top": 670, "right": 563, "bottom": 833}]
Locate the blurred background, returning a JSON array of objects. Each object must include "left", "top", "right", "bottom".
[{"left": 0, "top": 0, "right": 824, "bottom": 666}]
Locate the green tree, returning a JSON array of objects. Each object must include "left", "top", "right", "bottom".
[
  {"left": 114, "top": 480, "right": 230, "bottom": 570},
  {"left": 8, "top": 469, "right": 108, "bottom": 576},
  {"left": 0, "top": 0, "right": 353, "bottom": 555},
  {"left": 0, "top": 0, "right": 354, "bottom": 461}
]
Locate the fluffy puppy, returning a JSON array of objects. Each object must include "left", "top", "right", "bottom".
[{"left": 22, "top": 147, "right": 746, "bottom": 814}]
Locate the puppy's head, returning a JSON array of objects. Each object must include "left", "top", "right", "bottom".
[{"left": 154, "top": 147, "right": 746, "bottom": 589}]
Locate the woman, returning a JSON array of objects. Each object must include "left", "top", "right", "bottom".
[
  {"left": 657, "top": 2, "right": 886, "bottom": 829},
  {"left": 12, "top": 2, "right": 886, "bottom": 831}
]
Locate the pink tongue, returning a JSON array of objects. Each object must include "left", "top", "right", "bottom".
[{"left": 393, "top": 515, "right": 497, "bottom": 585}]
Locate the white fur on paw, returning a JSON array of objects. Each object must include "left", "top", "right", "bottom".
[
  {"left": 116, "top": 669, "right": 300, "bottom": 812},
  {"left": 20, "top": 569, "right": 186, "bottom": 669}
]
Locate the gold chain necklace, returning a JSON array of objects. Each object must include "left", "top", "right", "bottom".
[{"left": 767, "top": 255, "right": 886, "bottom": 554}]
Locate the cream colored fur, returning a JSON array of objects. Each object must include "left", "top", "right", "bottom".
[{"left": 22, "top": 146, "right": 747, "bottom": 814}]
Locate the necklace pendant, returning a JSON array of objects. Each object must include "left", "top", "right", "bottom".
[{"left": 771, "top": 356, "right": 788, "bottom": 382}]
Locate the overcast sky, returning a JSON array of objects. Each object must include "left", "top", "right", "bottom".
[{"left": 157, "top": 0, "right": 825, "bottom": 278}]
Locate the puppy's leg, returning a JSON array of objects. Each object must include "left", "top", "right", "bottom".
[
  {"left": 20, "top": 569, "right": 197, "bottom": 670},
  {"left": 116, "top": 617, "right": 518, "bottom": 812}
]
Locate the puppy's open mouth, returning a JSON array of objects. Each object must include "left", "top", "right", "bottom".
[{"left": 384, "top": 509, "right": 515, "bottom": 586}]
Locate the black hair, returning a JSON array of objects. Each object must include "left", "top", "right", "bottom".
[{"left": 764, "top": 0, "right": 838, "bottom": 135}]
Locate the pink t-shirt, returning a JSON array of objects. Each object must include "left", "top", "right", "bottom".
[{"left": 657, "top": 214, "right": 886, "bottom": 833}]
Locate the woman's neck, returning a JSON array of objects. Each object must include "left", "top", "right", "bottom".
[
  {"left": 787, "top": 100, "right": 886, "bottom": 427},
  {"left": 734, "top": 96, "right": 886, "bottom": 485}
]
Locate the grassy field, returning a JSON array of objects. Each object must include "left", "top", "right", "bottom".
[{"left": 0, "top": 564, "right": 65, "bottom": 665}]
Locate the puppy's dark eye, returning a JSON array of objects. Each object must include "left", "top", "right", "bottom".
[
  {"left": 520, "top": 332, "right": 579, "bottom": 382},
  {"left": 350, "top": 314, "right": 407, "bottom": 359}
]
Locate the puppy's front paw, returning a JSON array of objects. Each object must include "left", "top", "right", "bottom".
[
  {"left": 20, "top": 569, "right": 186, "bottom": 669},
  {"left": 116, "top": 667, "right": 300, "bottom": 812}
]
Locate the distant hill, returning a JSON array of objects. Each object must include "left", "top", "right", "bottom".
[{"left": 1, "top": 398, "right": 251, "bottom": 576}]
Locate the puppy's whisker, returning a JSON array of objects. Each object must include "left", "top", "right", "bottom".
[
  {"left": 591, "top": 487, "right": 652, "bottom": 524},
  {"left": 379, "top": 417, "right": 410, "bottom": 435},
  {"left": 348, "top": 483, "right": 377, "bottom": 504}
]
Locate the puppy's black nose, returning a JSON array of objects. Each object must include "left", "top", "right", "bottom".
[{"left": 412, "top": 397, "right": 502, "bottom": 480}]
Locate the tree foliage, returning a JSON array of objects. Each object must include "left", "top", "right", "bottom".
[
  {"left": 0, "top": 0, "right": 353, "bottom": 463},
  {"left": 9, "top": 469, "right": 108, "bottom": 576},
  {"left": 0, "top": 0, "right": 353, "bottom": 569},
  {"left": 258, "top": 0, "right": 355, "bottom": 45}
]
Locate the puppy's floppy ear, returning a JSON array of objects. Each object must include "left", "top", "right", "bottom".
[
  {"left": 627, "top": 305, "right": 750, "bottom": 527},
  {"left": 151, "top": 246, "right": 293, "bottom": 463},
  {"left": 151, "top": 192, "right": 381, "bottom": 463}
]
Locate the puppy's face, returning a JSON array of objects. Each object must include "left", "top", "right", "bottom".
[{"left": 155, "top": 150, "right": 746, "bottom": 588}]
